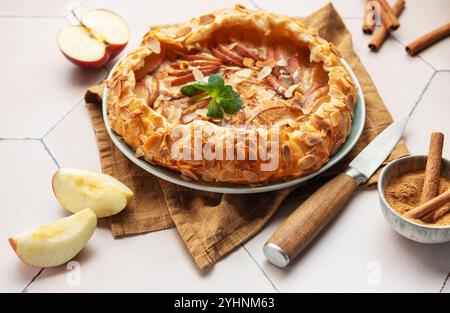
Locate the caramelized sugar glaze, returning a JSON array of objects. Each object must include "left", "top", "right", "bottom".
[{"left": 106, "top": 5, "right": 357, "bottom": 184}]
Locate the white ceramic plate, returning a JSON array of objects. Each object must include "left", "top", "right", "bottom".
[{"left": 102, "top": 59, "right": 365, "bottom": 194}]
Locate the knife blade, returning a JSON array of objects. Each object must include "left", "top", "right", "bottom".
[{"left": 263, "top": 115, "right": 410, "bottom": 268}]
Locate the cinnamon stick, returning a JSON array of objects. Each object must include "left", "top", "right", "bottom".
[
  {"left": 406, "top": 22, "right": 450, "bottom": 56},
  {"left": 421, "top": 132, "right": 444, "bottom": 203},
  {"left": 422, "top": 204, "right": 450, "bottom": 223},
  {"left": 405, "top": 190, "right": 450, "bottom": 219},
  {"left": 363, "top": 0, "right": 375, "bottom": 34},
  {"left": 377, "top": 0, "right": 400, "bottom": 30},
  {"left": 369, "top": 0, "right": 405, "bottom": 52}
]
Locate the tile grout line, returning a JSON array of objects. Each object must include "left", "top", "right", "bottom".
[
  {"left": 390, "top": 35, "right": 438, "bottom": 72},
  {"left": 440, "top": 272, "right": 450, "bottom": 293},
  {"left": 21, "top": 268, "right": 44, "bottom": 293},
  {"left": 0, "top": 137, "right": 40, "bottom": 141},
  {"left": 41, "top": 68, "right": 109, "bottom": 140},
  {"left": 40, "top": 139, "right": 61, "bottom": 168},
  {"left": 241, "top": 244, "right": 280, "bottom": 293},
  {"left": 41, "top": 99, "right": 83, "bottom": 139},
  {"left": 409, "top": 70, "right": 437, "bottom": 115}
]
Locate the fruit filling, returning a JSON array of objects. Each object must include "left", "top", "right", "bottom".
[{"left": 133, "top": 33, "right": 331, "bottom": 129}]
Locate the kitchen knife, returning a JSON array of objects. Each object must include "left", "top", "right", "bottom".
[{"left": 263, "top": 114, "right": 410, "bottom": 268}]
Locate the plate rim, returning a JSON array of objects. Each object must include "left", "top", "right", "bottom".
[{"left": 102, "top": 58, "right": 365, "bottom": 194}]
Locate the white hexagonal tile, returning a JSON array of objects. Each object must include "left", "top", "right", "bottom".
[
  {"left": 392, "top": 0, "right": 450, "bottom": 70},
  {"left": 0, "top": 0, "right": 73, "bottom": 17},
  {"left": 0, "top": 17, "right": 107, "bottom": 138},
  {"left": 244, "top": 189, "right": 450, "bottom": 292},
  {"left": 343, "top": 18, "right": 435, "bottom": 121},
  {"left": 78, "top": 0, "right": 257, "bottom": 71},
  {"left": 26, "top": 227, "right": 275, "bottom": 292},
  {"left": 253, "top": 0, "right": 365, "bottom": 18},
  {"left": 0, "top": 140, "right": 63, "bottom": 292},
  {"left": 405, "top": 72, "right": 450, "bottom": 156},
  {"left": 43, "top": 102, "right": 101, "bottom": 171}
]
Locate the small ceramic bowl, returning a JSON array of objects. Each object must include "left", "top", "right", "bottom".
[{"left": 378, "top": 155, "right": 450, "bottom": 243}]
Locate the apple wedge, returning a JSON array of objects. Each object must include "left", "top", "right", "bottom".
[
  {"left": 57, "top": 9, "right": 129, "bottom": 69},
  {"left": 9, "top": 209, "right": 97, "bottom": 268},
  {"left": 52, "top": 168, "right": 134, "bottom": 218}
]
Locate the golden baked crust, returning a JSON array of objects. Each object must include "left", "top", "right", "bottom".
[{"left": 106, "top": 5, "right": 356, "bottom": 185}]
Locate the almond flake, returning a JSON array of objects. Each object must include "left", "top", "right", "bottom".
[
  {"left": 284, "top": 83, "right": 300, "bottom": 98},
  {"left": 257, "top": 66, "right": 272, "bottom": 81},
  {"left": 182, "top": 111, "right": 197, "bottom": 124},
  {"left": 195, "top": 108, "right": 209, "bottom": 118},
  {"left": 276, "top": 58, "right": 288, "bottom": 67},
  {"left": 146, "top": 37, "right": 161, "bottom": 54},
  {"left": 241, "top": 89, "right": 256, "bottom": 99},
  {"left": 227, "top": 42, "right": 237, "bottom": 50},
  {"left": 175, "top": 26, "right": 192, "bottom": 38},
  {"left": 235, "top": 69, "right": 253, "bottom": 78},
  {"left": 167, "top": 107, "right": 182, "bottom": 123},
  {"left": 192, "top": 68, "right": 204, "bottom": 81},
  {"left": 199, "top": 14, "right": 215, "bottom": 25},
  {"left": 257, "top": 88, "right": 275, "bottom": 100}
]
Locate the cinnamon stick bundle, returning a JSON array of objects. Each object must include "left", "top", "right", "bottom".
[
  {"left": 406, "top": 190, "right": 450, "bottom": 219},
  {"left": 369, "top": 0, "right": 405, "bottom": 51},
  {"left": 421, "top": 132, "right": 444, "bottom": 203},
  {"left": 406, "top": 22, "right": 450, "bottom": 56},
  {"left": 406, "top": 132, "right": 446, "bottom": 220},
  {"left": 363, "top": 0, "right": 375, "bottom": 34},
  {"left": 377, "top": 0, "right": 400, "bottom": 30}
]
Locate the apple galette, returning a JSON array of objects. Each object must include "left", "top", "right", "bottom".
[{"left": 106, "top": 5, "right": 357, "bottom": 185}]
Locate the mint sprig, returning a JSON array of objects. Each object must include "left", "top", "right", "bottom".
[{"left": 180, "top": 74, "right": 242, "bottom": 118}]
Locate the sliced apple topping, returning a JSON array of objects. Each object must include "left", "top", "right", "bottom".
[
  {"left": 9, "top": 209, "right": 97, "bottom": 268},
  {"left": 52, "top": 168, "right": 134, "bottom": 218}
]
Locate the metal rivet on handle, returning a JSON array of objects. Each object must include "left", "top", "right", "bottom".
[{"left": 263, "top": 243, "right": 290, "bottom": 268}]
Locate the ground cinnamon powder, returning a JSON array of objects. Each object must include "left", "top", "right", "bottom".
[{"left": 384, "top": 170, "right": 450, "bottom": 226}]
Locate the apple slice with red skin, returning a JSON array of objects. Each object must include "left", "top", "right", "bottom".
[
  {"left": 57, "top": 9, "right": 129, "bottom": 69},
  {"left": 9, "top": 209, "right": 97, "bottom": 268}
]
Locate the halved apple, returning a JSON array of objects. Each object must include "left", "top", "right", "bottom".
[
  {"left": 52, "top": 168, "right": 134, "bottom": 218},
  {"left": 9, "top": 209, "right": 97, "bottom": 268},
  {"left": 57, "top": 9, "right": 129, "bottom": 69}
]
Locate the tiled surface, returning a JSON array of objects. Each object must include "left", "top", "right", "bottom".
[
  {"left": 26, "top": 228, "right": 276, "bottom": 293},
  {"left": 391, "top": 0, "right": 450, "bottom": 70},
  {"left": 0, "top": 0, "right": 74, "bottom": 17},
  {"left": 43, "top": 102, "right": 102, "bottom": 171},
  {"left": 0, "top": 140, "right": 61, "bottom": 292},
  {"left": 1, "top": 0, "right": 449, "bottom": 293},
  {"left": 343, "top": 18, "right": 435, "bottom": 121},
  {"left": 0, "top": 17, "right": 107, "bottom": 138},
  {"left": 244, "top": 190, "right": 450, "bottom": 292},
  {"left": 406, "top": 72, "right": 450, "bottom": 156}
]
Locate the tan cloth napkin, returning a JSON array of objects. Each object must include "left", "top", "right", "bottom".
[{"left": 85, "top": 3, "right": 409, "bottom": 269}]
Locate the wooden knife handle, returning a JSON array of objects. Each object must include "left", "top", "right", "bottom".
[{"left": 265, "top": 173, "right": 358, "bottom": 267}]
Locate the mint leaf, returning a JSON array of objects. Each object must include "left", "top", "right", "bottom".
[
  {"left": 207, "top": 74, "right": 224, "bottom": 95},
  {"left": 180, "top": 74, "right": 242, "bottom": 119},
  {"left": 180, "top": 82, "right": 209, "bottom": 97},
  {"left": 206, "top": 100, "right": 223, "bottom": 118},
  {"left": 217, "top": 85, "right": 242, "bottom": 114}
]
